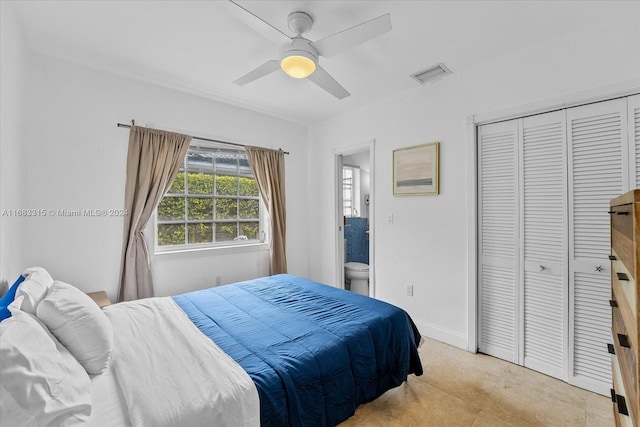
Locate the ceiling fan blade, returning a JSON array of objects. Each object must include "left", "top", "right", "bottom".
[
  {"left": 234, "top": 60, "right": 280, "bottom": 85},
  {"left": 227, "top": 0, "right": 291, "bottom": 44},
  {"left": 313, "top": 13, "right": 391, "bottom": 58},
  {"left": 307, "top": 65, "right": 350, "bottom": 99}
]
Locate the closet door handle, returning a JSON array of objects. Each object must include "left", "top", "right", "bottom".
[
  {"left": 609, "top": 299, "right": 618, "bottom": 307},
  {"left": 607, "top": 343, "right": 616, "bottom": 354},
  {"left": 618, "top": 333, "right": 631, "bottom": 348},
  {"left": 609, "top": 255, "right": 617, "bottom": 261},
  {"left": 607, "top": 211, "right": 629, "bottom": 215}
]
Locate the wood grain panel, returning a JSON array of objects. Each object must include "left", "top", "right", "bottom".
[
  {"left": 612, "top": 228, "right": 636, "bottom": 279},
  {"left": 610, "top": 189, "right": 639, "bottom": 427},
  {"left": 613, "top": 278, "right": 638, "bottom": 351},
  {"left": 613, "top": 304, "right": 639, "bottom": 424},
  {"left": 613, "top": 357, "right": 635, "bottom": 427},
  {"left": 612, "top": 203, "right": 634, "bottom": 240}
]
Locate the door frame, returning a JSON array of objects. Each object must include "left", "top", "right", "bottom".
[
  {"left": 333, "top": 140, "right": 375, "bottom": 296},
  {"left": 467, "top": 80, "right": 640, "bottom": 354}
]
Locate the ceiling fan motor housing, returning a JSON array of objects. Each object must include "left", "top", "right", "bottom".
[
  {"left": 287, "top": 11, "right": 313, "bottom": 35},
  {"left": 280, "top": 38, "right": 318, "bottom": 64}
]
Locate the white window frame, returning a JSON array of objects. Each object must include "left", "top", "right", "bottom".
[{"left": 343, "top": 165, "right": 361, "bottom": 218}]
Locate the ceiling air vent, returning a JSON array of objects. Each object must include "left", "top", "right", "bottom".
[{"left": 411, "top": 63, "right": 451, "bottom": 84}]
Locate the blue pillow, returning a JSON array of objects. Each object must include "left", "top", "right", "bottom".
[{"left": 0, "top": 275, "right": 26, "bottom": 321}]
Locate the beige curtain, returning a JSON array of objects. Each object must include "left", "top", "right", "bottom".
[
  {"left": 117, "top": 126, "right": 191, "bottom": 302},
  {"left": 245, "top": 146, "right": 287, "bottom": 274}
]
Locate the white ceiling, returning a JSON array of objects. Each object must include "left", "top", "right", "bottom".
[{"left": 8, "top": 1, "right": 633, "bottom": 123}]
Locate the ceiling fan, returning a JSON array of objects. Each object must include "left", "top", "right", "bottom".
[{"left": 231, "top": 2, "right": 392, "bottom": 99}]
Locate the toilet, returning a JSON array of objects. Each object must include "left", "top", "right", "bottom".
[{"left": 345, "top": 262, "right": 369, "bottom": 296}]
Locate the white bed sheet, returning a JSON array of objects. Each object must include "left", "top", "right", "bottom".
[
  {"left": 99, "top": 297, "right": 260, "bottom": 427},
  {"left": 87, "top": 356, "right": 131, "bottom": 427}
]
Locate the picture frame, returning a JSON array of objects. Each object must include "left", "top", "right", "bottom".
[{"left": 392, "top": 142, "right": 439, "bottom": 196}]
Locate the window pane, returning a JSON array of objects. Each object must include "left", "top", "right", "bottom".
[
  {"left": 187, "top": 172, "right": 213, "bottom": 195},
  {"left": 239, "top": 177, "right": 258, "bottom": 197},
  {"left": 215, "top": 154, "right": 238, "bottom": 176},
  {"left": 186, "top": 151, "right": 213, "bottom": 172},
  {"left": 215, "top": 223, "right": 237, "bottom": 242},
  {"left": 216, "top": 198, "right": 238, "bottom": 220},
  {"left": 158, "top": 224, "right": 185, "bottom": 246},
  {"left": 239, "top": 199, "right": 259, "bottom": 219},
  {"left": 216, "top": 175, "right": 238, "bottom": 196},
  {"left": 239, "top": 222, "right": 259, "bottom": 240},
  {"left": 239, "top": 157, "right": 250, "bottom": 170},
  {"left": 168, "top": 172, "right": 185, "bottom": 194},
  {"left": 187, "top": 198, "right": 213, "bottom": 220},
  {"left": 188, "top": 223, "right": 213, "bottom": 244},
  {"left": 157, "top": 196, "right": 185, "bottom": 221}
]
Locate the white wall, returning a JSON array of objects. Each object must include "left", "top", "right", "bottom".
[
  {"left": 308, "top": 15, "right": 640, "bottom": 349},
  {"left": 12, "top": 54, "right": 308, "bottom": 302},
  {"left": 3, "top": 2, "right": 639, "bottom": 350},
  {"left": 0, "top": 3, "right": 29, "bottom": 290}
]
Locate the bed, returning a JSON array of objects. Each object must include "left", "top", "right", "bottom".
[{"left": 1, "top": 269, "right": 423, "bottom": 427}]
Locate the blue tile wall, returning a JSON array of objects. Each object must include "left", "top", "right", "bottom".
[{"left": 345, "top": 217, "right": 369, "bottom": 264}]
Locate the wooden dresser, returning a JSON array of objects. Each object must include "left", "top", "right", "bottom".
[{"left": 610, "top": 189, "right": 640, "bottom": 427}]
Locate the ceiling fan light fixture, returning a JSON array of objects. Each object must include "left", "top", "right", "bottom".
[
  {"left": 281, "top": 54, "right": 316, "bottom": 78},
  {"left": 280, "top": 38, "right": 318, "bottom": 79}
]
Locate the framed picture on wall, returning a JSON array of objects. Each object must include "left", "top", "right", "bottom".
[{"left": 393, "top": 142, "right": 439, "bottom": 196}]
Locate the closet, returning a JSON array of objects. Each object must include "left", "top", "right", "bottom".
[{"left": 478, "top": 94, "right": 640, "bottom": 394}]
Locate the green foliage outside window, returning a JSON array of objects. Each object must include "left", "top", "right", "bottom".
[{"left": 157, "top": 171, "right": 260, "bottom": 246}]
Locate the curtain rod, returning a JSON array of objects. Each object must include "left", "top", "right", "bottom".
[{"left": 116, "top": 121, "right": 289, "bottom": 155}]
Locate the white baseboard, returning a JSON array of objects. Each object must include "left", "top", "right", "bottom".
[{"left": 414, "top": 320, "right": 469, "bottom": 352}]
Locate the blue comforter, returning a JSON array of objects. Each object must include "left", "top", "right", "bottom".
[{"left": 173, "top": 274, "right": 423, "bottom": 427}]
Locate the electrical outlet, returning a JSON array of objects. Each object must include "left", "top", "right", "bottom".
[
  {"left": 388, "top": 214, "right": 394, "bottom": 224},
  {"left": 215, "top": 276, "right": 223, "bottom": 286},
  {"left": 407, "top": 284, "right": 413, "bottom": 296}
]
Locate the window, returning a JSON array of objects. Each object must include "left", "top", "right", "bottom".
[
  {"left": 156, "top": 145, "right": 263, "bottom": 250},
  {"left": 343, "top": 166, "right": 360, "bottom": 217},
  {"left": 343, "top": 167, "right": 353, "bottom": 217}
]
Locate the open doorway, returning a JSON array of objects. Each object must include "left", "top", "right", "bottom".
[{"left": 333, "top": 141, "right": 375, "bottom": 297}]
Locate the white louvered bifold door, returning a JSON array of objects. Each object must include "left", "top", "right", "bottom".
[
  {"left": 478, "top": 120, "right": 519, "bottom": 363},
  {"left": 567, "top": 98, "right": 629, "bottom": 394},
  {"left": 520, "top": 111, "right": 567, "bottom": 380},
  {"left": 629, "top": 94, "right": 640, "bottom": 188}
]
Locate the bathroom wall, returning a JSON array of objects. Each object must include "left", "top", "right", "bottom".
[{"left": 345, "top": 217, "right": 369, "bottom": 264}]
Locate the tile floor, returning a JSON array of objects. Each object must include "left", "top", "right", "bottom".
[{"left": 339, "top": 337, "right": 613, "bottom": 426}]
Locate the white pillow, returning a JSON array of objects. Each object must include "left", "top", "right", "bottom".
[
  {"left": 0, "top": 297, "right": 92, "bottom": 426},
  {"left": 15, "top": 266, "right": 55, "bottom": 314},
  {"left": 37, "top": 281, "right": 113, "bottom": 375}
]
